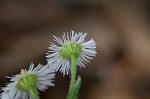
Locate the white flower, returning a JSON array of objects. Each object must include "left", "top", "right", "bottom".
[
  {"left": 0, "top": 93, "right": 9, "bottom": 99},
  {"left": 46, "top": 31, "right": 97, "bottom": 75},
  {"left": 1, "top": 63, "right": 55, "bottom": 99}
]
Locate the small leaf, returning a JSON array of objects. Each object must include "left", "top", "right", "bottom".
[{"left": 67, "top": 76, "right": 81, "bottom": 99}]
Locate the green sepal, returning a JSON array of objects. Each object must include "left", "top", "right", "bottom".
[
  {"left": 59, "top": 43, "right": 81, "bottom": 60},
  {"left": 16, "top": 74, "right": 39, "bottom": 99}
]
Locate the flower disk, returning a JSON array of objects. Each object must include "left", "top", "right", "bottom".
[
  {"left": 1, "top": 63, "right": 55, "bottom": 99},
  {"left": 46, "top": 31, "right": 97, "bottom": 76}
]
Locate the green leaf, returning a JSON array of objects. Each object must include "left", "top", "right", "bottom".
[{"left": 67, "top": 76, "right": 81, "bottom": 99}]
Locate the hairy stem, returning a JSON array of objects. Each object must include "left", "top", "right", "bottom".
[{"left": 70, "top": 55, "right": 77, "bottom": 91}]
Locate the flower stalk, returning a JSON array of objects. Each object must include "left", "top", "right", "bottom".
[
  {"left": 70, "top": 54, "right": 77, "bottom": 91},
  {"left": 67, "top": 76, "right": 81, "bottom": 99},
  {"left": 67, "top": 54, "right": 81, "bottom": 99}
]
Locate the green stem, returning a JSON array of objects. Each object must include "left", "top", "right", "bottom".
[
  {"left": 28, "top": 86, "right": 39, "bottom": 99},
  {"left": 69, "top": 54, "right": 77, "bottom": 91},
  {"left": 67, "top": 76, "right": 81, "bottom": 99}
]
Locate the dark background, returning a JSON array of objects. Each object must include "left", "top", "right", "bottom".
[{"left": 1, "top": 0, "right": 150, "bottom": 99}]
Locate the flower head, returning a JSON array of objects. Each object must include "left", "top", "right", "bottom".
[
  {"left": 1, "top": 63, "right": 55, "bottom": 99},
  {"left": 46, "top": 31, "right": 97, "bottom": 75}
]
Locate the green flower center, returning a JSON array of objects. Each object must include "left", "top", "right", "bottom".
[
  {"left": 16, "top": 69, "right": 39, "bottom": 99},
  {"left": 59, "top": 43, "right": 81, "bottom": 59}
]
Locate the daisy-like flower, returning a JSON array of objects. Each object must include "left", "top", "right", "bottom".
[
  {"left": 1, "top": 63, "right": 55, "bottom": 99},
  {"left": 46, "top": 31, "right": 97, "bottom": 75}
]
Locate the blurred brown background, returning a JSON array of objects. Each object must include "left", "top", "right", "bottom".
[{"left": 1, "top": 0, "right": 150, "bottom": 99}]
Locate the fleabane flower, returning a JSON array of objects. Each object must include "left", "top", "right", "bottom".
[
  {"left": 1, "top": 63, "right": 55, "bottom": 99},
  {"left": 46, "top": 31, "right": 97, "bottom": 75}
]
